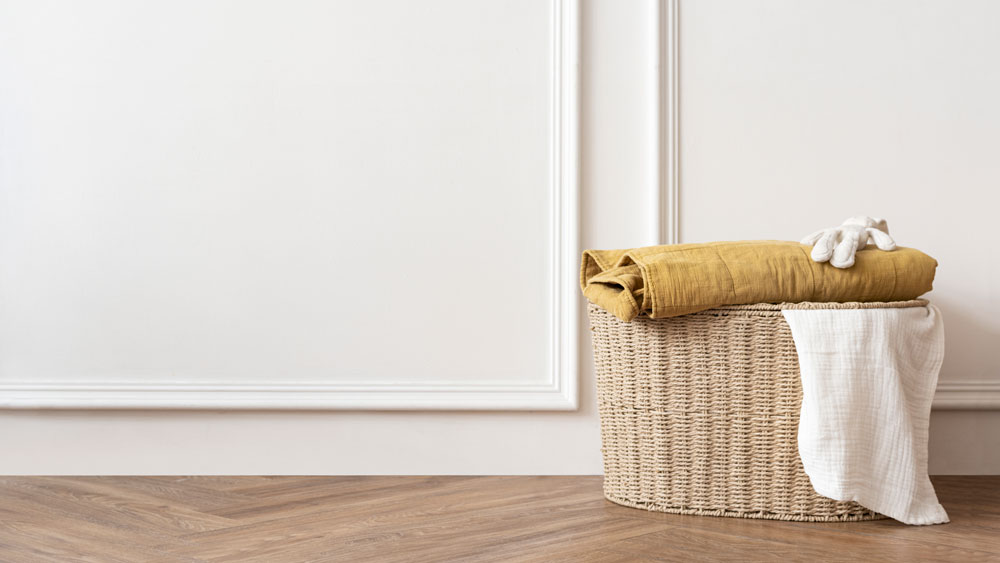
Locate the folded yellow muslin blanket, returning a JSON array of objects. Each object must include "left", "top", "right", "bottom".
[{"left": 581, "top": 240, "right": 937, "bottom": 321}]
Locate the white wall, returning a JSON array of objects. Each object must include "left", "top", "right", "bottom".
[
  {"left": 1, "top": 0, "right": 997, "bottom": 474},
  {"left": 0, "top": 0, "right": 579, "bottom": 410},
  {"left": 0, "top": 0, "right": 654, "bottom": 474},
  {"left": 680, "top": 0, "right": 1000, "bottom": 473}
]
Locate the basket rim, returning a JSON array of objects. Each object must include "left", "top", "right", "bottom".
[
  {"left": 713, "top": 299, "right": 928, "bottom": 312},
  {"left": 589, "top": 299, "right": 931, "bottom": 321}
]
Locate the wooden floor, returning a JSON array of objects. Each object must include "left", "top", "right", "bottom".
[{"left": 0, "top": 476, "right": 997, "bottom": 562}]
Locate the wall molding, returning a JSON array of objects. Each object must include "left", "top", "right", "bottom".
[
  {"left": 648, "top": 1, "right": 997, "bottom": 411},
  {"left": 0, "top": 381, "right": 577, "bottom": 410},
  {"left": 651, "top": 0, "right": 680, "bottom": 245},
  {"left": 933, "top": 381, "right": 1000, "bottom": 410},
  {"left": 0, "top": 0, "right": 580, "bottom": 411}
]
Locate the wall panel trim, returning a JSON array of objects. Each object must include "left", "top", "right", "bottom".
[
  {"left": 0, "top": 0, "right": 580, "bottom": 411},
  {"left": 649, "top": 0, "right": 997, "bottom": 410},
  {"left": 934, "top": 381, "right": 1000, "bottom": 410},
  {"left": 651, "top": 0, "right": 680, "bottom": 245}
]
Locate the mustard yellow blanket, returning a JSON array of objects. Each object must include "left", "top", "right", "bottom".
[{"left": 581, "top": 241, "right": 937, "bottom": 321}]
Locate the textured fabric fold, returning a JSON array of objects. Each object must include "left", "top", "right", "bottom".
[
  {"left": 581, "top": 241, "right": 937, "bottom": 321},
  {"left": 782, "top": 305, "right": 948, "bottom": 525}
]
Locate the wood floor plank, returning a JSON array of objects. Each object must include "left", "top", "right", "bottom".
[
  {"left": 0, "top": 495, "right": 195, "bottom": 563},
  {"left": 0, "top": 477, "right": 237, "bottom": 535},
  {"left": 82, "top": 476, "right": 259, "bottom": 512},
  {"left": 596, "top": 495, "right": 1000, "bottom": 557},
  {"left": 307, "top": 509, "right": 669, "bottom": 563},
  {"left": 206, "top": 475, "right": 472, "bottom": 521},
  {"left": 0, "top": 476, "right": 997, "bottom": 562},
  {"left": 542, "top": 549, "right": 663, "bottom": 563},
  {"left": 604, "top": 520, "right": 998, "bottom": 563},
  {"left": 160, "top": 477, "right": 611, "bottom": 561}
]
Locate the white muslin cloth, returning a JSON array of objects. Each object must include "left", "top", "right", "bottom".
[{"left": 781, "top": 304, "right": 948, "bottom": 525}]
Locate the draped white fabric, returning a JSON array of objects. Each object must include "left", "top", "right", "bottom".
[{"left": 783, "top": 305, "right": 948, "bottom": 525}]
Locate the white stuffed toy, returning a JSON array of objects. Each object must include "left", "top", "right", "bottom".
[{"left": 801, "top": 216, "right": 896, "bottom": 269}]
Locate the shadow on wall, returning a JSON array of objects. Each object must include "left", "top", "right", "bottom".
[
  {"left": 927, "top": 296, "right": 1000, "bottom": 475},
  {"left": 929, "top": 410, "right": 1000, "bottom": 474},
  {"left": 932, "top": 296, "right": 1000, "bottom": 383}
]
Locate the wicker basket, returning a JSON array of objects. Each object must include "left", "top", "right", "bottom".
[{"left": 589, "top": 300, "right": 927, "bottom": 522}]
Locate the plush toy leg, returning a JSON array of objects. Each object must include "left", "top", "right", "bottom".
[
  {"left": 811, "top": 229, "right": 837, "bottom": 263},
  {"left": 830, "top": 230, "right": 861, "bottom": 268},
  {"left": 866, "top": 227, "right": 897, "bottom": 251}
]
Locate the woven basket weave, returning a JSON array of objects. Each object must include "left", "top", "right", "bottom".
[{"left": 589, "top": 299, "right": 927, "bottom": 522}]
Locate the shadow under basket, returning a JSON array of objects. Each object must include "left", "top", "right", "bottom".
[{"left": 589, "top": 300, "right": 926, "bottom": 522}]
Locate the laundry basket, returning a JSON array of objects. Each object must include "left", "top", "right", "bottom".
[{"left": 589, "top": 300, "right": 927, "bottom": 522}]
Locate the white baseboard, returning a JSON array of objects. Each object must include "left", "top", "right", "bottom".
[
  {"left": 0, "top": 379, "right": 993, "bottom": 411},
  {"left": 933, "top": 381, "right": 1000, "bottom": 410}
]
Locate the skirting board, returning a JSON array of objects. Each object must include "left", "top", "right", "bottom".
[
  {"left": 933, "top": 381, "right": 1000, "bottom": 410},
  {"left": 0, "top": 380, "right": 995, "bottom": 410}
]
